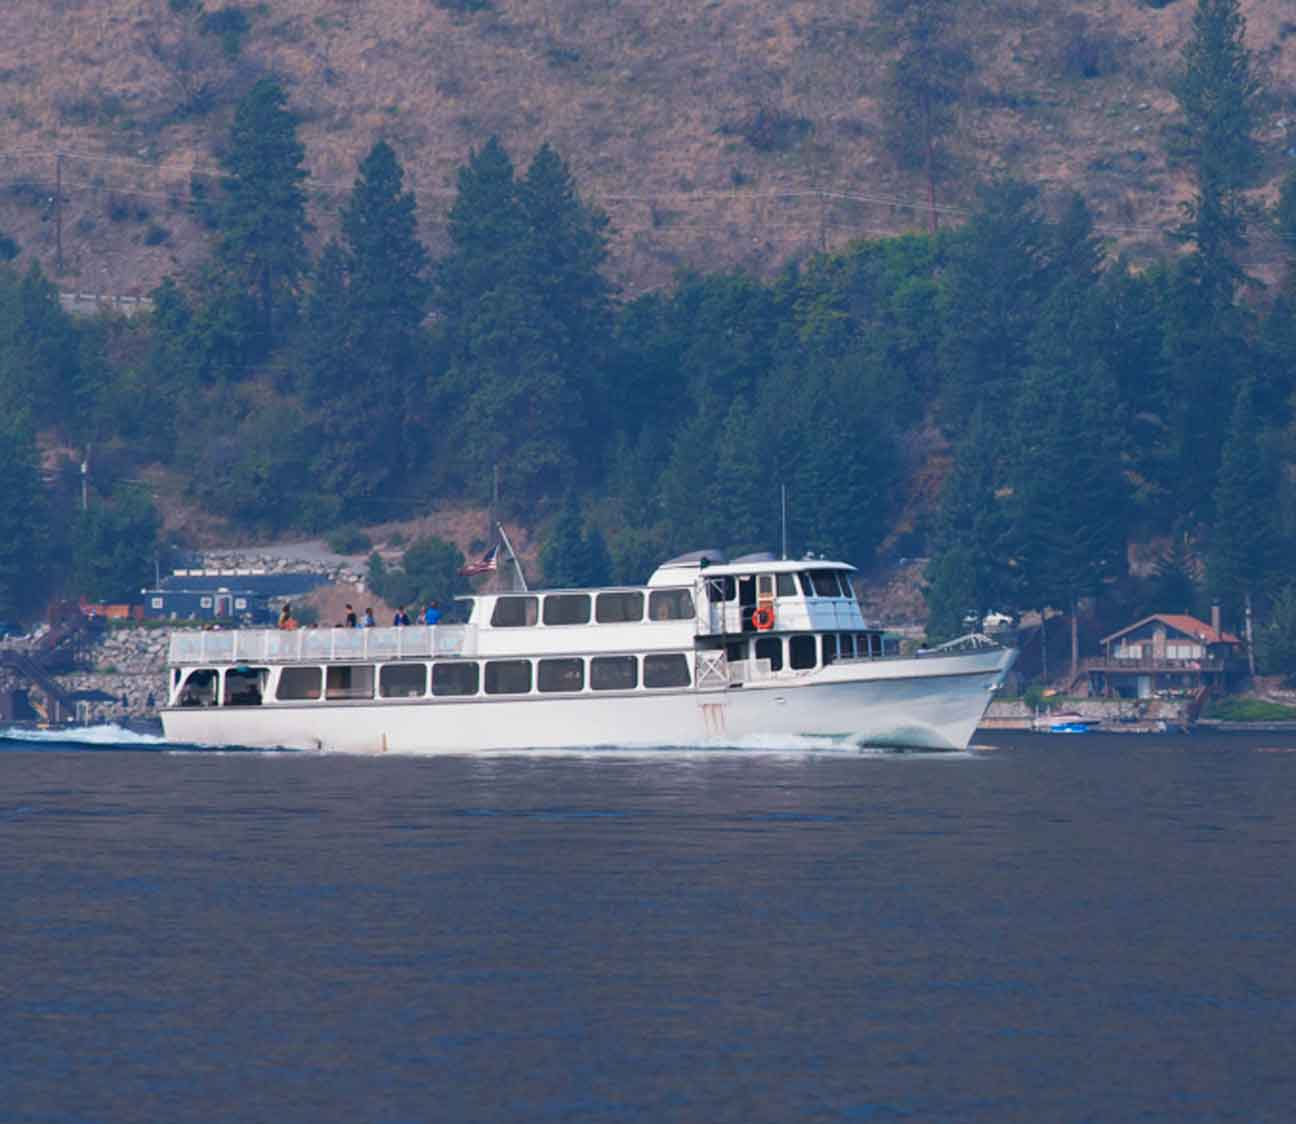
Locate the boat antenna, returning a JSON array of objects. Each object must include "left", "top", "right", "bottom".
[
  {"left": 497, "top": 522, "right": 529, "bottom": 592},
  {"left": 780, "top": 483, "right": 788, "bottom": 560}
]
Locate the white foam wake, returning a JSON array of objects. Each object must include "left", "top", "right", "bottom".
[{"left": 0, "top": 723, "right": 168, "bottom": 747}]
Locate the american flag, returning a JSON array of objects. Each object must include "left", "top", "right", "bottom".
[{"left": 459, "top": 544, "right": 499, "bottom": 577}]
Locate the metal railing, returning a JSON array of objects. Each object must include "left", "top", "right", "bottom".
[{"left": 168, "top": 625, "right": 474, "bottom": 665}]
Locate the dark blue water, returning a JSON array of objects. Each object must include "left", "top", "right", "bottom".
[{"left": 4, "top": 729, "right": 1296, "bottom": 1122}]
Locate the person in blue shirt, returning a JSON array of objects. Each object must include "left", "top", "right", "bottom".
[
  {"left": 423, "top": 601, "right": 442, "bottom": 626},
  {"left": 393, "top": 606, "right": 410, "bottom": 626}
]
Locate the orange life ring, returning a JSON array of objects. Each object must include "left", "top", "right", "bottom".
[{"left": 752, "top": 605, "right": 775, "bottom": 631}]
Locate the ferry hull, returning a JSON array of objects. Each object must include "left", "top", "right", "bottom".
[{"left": 161, "top": 648, "right": 1013, "bottom": 754}]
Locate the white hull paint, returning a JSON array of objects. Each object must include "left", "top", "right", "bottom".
[{"left": 161, "top": 648, "right": 1012, "bottom": 753}]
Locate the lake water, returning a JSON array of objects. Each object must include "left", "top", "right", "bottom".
[{"left": 4, "top": 727, "right": 1295, "bottom": 1122}]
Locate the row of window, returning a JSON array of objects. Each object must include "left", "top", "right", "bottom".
[
  {"left": 177, "top": 653, "right": 695, "bottom": 707},
  {"left": 728, "top": 631, "right": 886, "bottom": 672},
  {"left": 491, "top": 589, "right": 695, "bottom": 628},
  {"left": 706, "top": 569, "right": 854, "bottom": 603}
]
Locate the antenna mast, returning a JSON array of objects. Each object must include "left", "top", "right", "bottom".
[{"left": 780, "top": 483, "right": 788, "bottom": 560}]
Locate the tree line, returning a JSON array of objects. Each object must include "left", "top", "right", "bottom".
[{"left": 1, "top": 0, "right": 1295, "bottom": 678}]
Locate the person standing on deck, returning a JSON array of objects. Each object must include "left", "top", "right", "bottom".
[{"left": 423, "top": 601, "right": 441, "bottom": 626}]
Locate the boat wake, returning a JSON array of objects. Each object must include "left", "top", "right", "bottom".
[{"left": 0, "top": 723, "right": 169, "bottom": 749}]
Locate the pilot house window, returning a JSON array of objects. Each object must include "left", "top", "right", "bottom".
[
  {"left": 491, "top": 596, "right": 539, "bottom": 628},
  {"left": 543, "top": 594, "right": 591, "bottom": 626}
]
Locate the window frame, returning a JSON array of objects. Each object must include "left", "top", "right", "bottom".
[
  {"left": 643, "top": 652, "right": 691, "bottom": 689},
  {"left": 542, "top": 593, "right": 592, "bottom": 626},
  {"left": 484, "top": 659, "right": 534, "bottom": 696},
  {"left": 590, "top": 655, "right": 638, "bottom": 691},
  {"left": 380, "top": 662, "right": 428, "bottom": 699}
]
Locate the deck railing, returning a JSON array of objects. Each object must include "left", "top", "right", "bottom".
[{"left": 168, "top": 625, "right": 474, "bottom": 665}]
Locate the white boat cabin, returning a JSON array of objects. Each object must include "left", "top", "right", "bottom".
[{"left": 165, "top": 550, "right": 898, "bottom": 710}]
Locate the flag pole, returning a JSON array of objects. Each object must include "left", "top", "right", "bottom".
[{"left": 497, "top": 522, "right": 528, "bottom": 592}]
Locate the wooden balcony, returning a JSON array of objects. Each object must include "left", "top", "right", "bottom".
[{"left": 1089, "top": 657, "right": 1228, "bottom": 675}]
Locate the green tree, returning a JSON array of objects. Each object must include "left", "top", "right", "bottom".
[
  {"left": 923, "top": 408, "right": 1016, "bottom": 641},
  {"left": 399, "top": 536, "right": 468, "bottom": 606},
  {"left": 876, "top": 0, "right": 971, "bottom": 233},
  {"left": 1144, "top": 536, "right": 1201, "bottom": 617},
  {"left": 304, "top": 142, "right": 431, "bottom": 513},
  {"left": 540, "top": 494, "right": 613, "bottom": 587},
  {"left": 1171, "top": 0, "right": 1262, "bottom": 295},
  {"left": 1256, "top": 585, "right": 1296, "bottom": 679},
  {"left": 0, "top": 419, "right": 49, "bottom": 621},
  {"left": 70, "top": 487, "right": 160, "bottom": 603},
  {"left": 1208, "top": 381, "right": 1277, "bottom": 673},
  {"left": 434, "top": 139, "right": 611, "bottom": 505},
  {"left": 938, "top": 180, "right": 1054, "bottom": 437},
  {"left": 517, "top": 143, "right": 613, "bottom": 448},
  {"left": 217, "top": 78, "right": 310, "bottom": 346}
]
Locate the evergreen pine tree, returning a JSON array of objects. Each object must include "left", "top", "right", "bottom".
[
  {"left": 1209, "top": 380, "right": 1277, "bottom": 670},
  {"left": 939, "top": 180, "right": 1053, "bottom": 438},
  {"left": 540, "top": 494, "right": 586, "bottom": 588},
  {"left": 1171, "top": 0, "right": 1262, "bottom": 296},
  {"left": 0, "top": 419, "right": 48, "bottom": 621},
  {"left": 923, "top": 408, "right": 1016, "bottom": 640},
  {"left": 876, "top": 0, "right": 972, "bottom": 233},
  {"left": 217, "top": 78, "right": 310, "bottom": 346}
]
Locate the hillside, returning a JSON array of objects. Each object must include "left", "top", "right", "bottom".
[{"left": 1, "top": 0, "right": 1293, "bottom": 297}]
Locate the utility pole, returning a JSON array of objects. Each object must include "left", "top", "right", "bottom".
[{"left": 54, "top": 153, "right": 64, "bottom": 276}]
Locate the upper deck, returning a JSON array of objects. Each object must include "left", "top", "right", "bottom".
[{"left": 167, "top": 551, "right": 875, "bottom": 667}]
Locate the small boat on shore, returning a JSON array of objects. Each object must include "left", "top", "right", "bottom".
[
  {"left": 162, "top": 550, "right": 1017, "bottom": 753},
  {"left": 1033, "top": 712, "right": 1101, "bottom": 734}
]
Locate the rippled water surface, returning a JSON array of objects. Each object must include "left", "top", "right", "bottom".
[{"left": 4, "top": 728, "right": 1296, "bottom": 1122}]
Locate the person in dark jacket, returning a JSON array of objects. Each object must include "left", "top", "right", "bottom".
[{"left": 393, "top": 606, "right": 411, "bottom": 626}]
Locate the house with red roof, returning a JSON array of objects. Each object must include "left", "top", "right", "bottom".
[{"left": 1087, "top": 612, "right": 1243, "bottom": 699}]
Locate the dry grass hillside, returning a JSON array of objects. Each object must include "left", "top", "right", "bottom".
[{"left": 0, "top": 0, "right": 1294, "bottom": 297}]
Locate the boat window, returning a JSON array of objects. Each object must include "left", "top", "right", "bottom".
[
  {"left": 277, "top": 666, "right": 322, "bottom": 700},
  {"left": 590, "top": 656, "right": 637, "bottom": 690},
  {"left": 797, "top": 571, "right": 815, "bottom": 596},
  {"left": 380, "top": 663, "right": 427, "bottom": 699},
  {"left": 543, "top": 593, "right": 591, "bottom": 626},
  {"left": 789, "top": 635, "right": 817, "bottom": 670},
  {"left": 755, "top": 636, "right": 783, "bottom": 672},
  {"left": 776, "top": 573, "right": 797, "bottom": 597},
  {"left": 326, "top": 665, "right": 375, "bottom": 700},
  {"left": 432, "top": 662, "right": 479, "bottom": 697},
  {"left": 595, "top": 591, "right": 644, "bottom": 623},
  {"left": 485, "top": 659, "right": 533, "bottom": 695},
  {"left": 808, "top": 570, "right": 843, "bottom": 598},
  {"left": 224, "top": 666, "right": 267, "bottom": 706},
  {"left": 869, "top": 634, "right": 883, "bottom": 658},
  {"left": 178, "top": 668, "right": 217, "bottom": 707},
  {"left": 491, "top": 596, "right": 538, "bottom": 628},
  {"left": 705, "top": 576, "right": 737, "bottom": 603},
  {"left": 538, "top": 658, "right": 585, "bottom": 693},
  {"left": 649, "top": 589, "right": 694, "bottom": 621},
  {"left": 839, "top": 634, "right": 855, "bottom": 659},
  {"left": 725, "top": 641, "right": 746, "bottom": 665},
  {"left": 822, "top": 634, "right": 838, "bottom": 666},
  {"left": 643, "top": 653, "right": 691, "bottom": 688}
]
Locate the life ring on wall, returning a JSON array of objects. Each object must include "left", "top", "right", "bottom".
[{"left": 752, "top": 605, "right": 775, "bottom": 631}]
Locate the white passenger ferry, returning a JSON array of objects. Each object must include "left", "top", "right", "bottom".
[{"left": 161, "top": 551, "right": 1015, "bottom": 752}]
